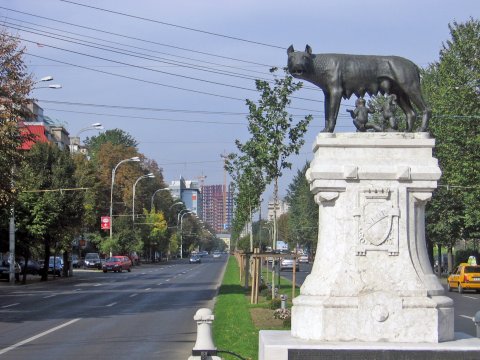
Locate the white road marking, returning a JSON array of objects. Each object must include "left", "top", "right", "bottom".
[
  {"left": 129, "top": 293, "right": 138, "bottom": 298},
  {"left": 106, "top": 302, "right": 117, "bottom": 307},
  {"left": 156, "top": 283, "right": 162, "bottom": 286},
  {"left": 43, "top": 294, "right": 56, "bottom": 299},
  {"left": 166, "top": 279, "right": 170, "bottom": 282},
  {"left": 1, "top": 303, "right": 20, "bottom": 309},
  {"left": 145, "top": 288, "right": 151, "bottom": 291},
  {"left": 459, "top": 315, "right": 473, "bottom": 320},
  {"left": 0, "top": 318, "right": 81, "bottom": 355},
  {"left": 463, "top": 295, "right": 478, "bottom": 300}
]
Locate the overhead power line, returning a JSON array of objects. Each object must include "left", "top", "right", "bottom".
[
  {"left": 26, "top": 51, "right": 247, "bottom": 101},
  {"left": 19, "top": 37, "right": 323, "bottom": 105},
  {"left": 0, "top": 6, "right": 274, "bottom": 67},
  {"left": 59, "top": 0, "right": 285, "bottom": 49},
  {"left": 4, "top": 20, "right": 269, "bottom": 83}
]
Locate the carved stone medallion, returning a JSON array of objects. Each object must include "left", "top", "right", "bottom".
[{"left": 353, "top": 188, "right": 399, "bottom": 256}]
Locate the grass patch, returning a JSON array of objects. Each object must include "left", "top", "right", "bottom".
[{"left": 213, "top": 256, "right": 299, "bottom": 360}]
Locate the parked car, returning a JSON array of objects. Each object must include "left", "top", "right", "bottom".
[
  {"left": 128, "top": 252, "right": 140, "bottom": 266},
  {"left": 48, "top": 256, "right": 64, "bottom": 276},
  {"left": 71, "top": 255, "right": 83, "bottom": 268},
  {"left": 212, "top": 251, "right": 221, "bottom": 258},
  {"left": 447, "top": 263, "right": 480, "bottom": 293},
  {"left": 298, "top": 255, "right": 309, "bottom": 264},
  {"left": 280, "top": 257, "right": 299, "bottom": 271},
  {"left": 102, "top": 256, "right": 132, "bottom": 273},
  {"left": 0, "top": 260, "right": 21, "bottom": 281},
  {"left": 18, "top": 258, "right": 41, "bottom": 275},
  {"left": 84, "top": 253, "right": 102, "bottom": 269},
  {"left": 189, "top": 255, "right": 201, "bottom": 264}
]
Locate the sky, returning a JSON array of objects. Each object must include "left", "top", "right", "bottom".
[{"left": 1, "top": 0, "right": 479, "bottom": 213}]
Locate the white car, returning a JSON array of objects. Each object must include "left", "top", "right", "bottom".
[
  {"left": 280, "top": 257, "right": 299, "bottom": 271},
  {"left": 298, "top": 255, "right": 309, "bottom": 263}
]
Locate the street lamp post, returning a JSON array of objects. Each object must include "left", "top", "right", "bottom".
[
  {"left": 33, "top": 76, "right": 62, "bottom": 90},
  {"left": 133, "top": 173, "right": 155, "bottom": 222},
  {"left": 70, "top": 123, "right": 104, "bottom": 153},
  {"left": 169, "top": 201, "right": 183, "bottom": 211},
  {"left": 109, "top": 157, "right": 140, "bottom": 239},
  {"left": 150, "top": 188, "right": 170, "bottom": 211},
  {"left": 180, "top": 211, "right": 192, "bottom": 259}
]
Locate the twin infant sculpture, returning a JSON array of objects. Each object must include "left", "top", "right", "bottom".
[{"left": 287, "top": 45, "right": 431, "bottom": 133}]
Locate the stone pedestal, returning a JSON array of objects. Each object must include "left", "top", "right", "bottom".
[
  {"left": 291, "top": 132, "right": 454, "bottom": 343},
  {"left": 259, "top": 331, "right": 480, "bottom": 360}
]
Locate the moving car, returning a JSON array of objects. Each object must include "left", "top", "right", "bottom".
[
  {"left": 189, "top": 255, "right": 201, "bottom": 264},
  {"left": 298, "top": 254, "right": 309, "bottom": 263},
  {"left": 280, "top": 257, "right": 299, "bottom": 271},
  {"left": 447, "top": 263, "right": 480, "bottom": 293},
  {"left": 212, "top": 251, "right": 221, "bottom": 258},
  {"left": 102, "top": 256, "right": 132, "bottom": 273},
  {"left": 84, "top": 253, "right": 102, "bottom": 269}
]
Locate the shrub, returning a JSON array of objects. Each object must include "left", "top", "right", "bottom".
[{"left": 269, "top": 298, "right": 281, "bottom": 309}]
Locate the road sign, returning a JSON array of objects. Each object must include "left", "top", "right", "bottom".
[{"left": 101, "top": 216, "right": 111, "bottom": 230}]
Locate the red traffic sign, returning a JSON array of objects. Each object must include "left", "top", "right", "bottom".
[{"left": 101, "top": 216, "right": 111, "bottom": 230}]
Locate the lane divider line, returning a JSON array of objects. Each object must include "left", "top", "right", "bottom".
[
  {"left": 129, "top": 293, "right": 138, "bottom": 298},
  {"left": 106, "top": 302, "right": 117, "bottom": 307},
  {"left": 1, "top": 303, "right": 20, "bottom": 309},
  {"left": 0, "top": 318, "right": 81, "bottom": 355}
]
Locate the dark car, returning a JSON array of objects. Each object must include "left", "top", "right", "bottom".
[
  {"left": 0, "top": 260, "right": 21, "bottom": 281},
  {"left": 189, "top": 255, "right": 201, "bottom": 264},
  {"left": 18, "top": 258, "right": 41, "bottom": 275},
  {"left": 84, "top": 253, "right": 102, "bottom": 269},
  {"left": 102, "top": 256, "right": 132, "bottom": 273}
]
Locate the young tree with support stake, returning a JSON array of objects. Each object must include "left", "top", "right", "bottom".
[
  {"left": 232, "top": 68, "right": 312, "bottom": 299},
  {"left": 225, "top": 154, "right": 265, "bottom": 253},
  {"left": 235, "top": 68, "right": 312, "bottom": 253}
]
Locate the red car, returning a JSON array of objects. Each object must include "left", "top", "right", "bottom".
[{"left": 102, "top": 256, "right": 132, "bottom": 273}]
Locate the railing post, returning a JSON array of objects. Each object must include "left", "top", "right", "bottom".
[
  {"left": 188, "top": 308, "right": 221, "bottom": 360},
  {"left": 474, "top": 311, "right": 480, "bottom": 338}
]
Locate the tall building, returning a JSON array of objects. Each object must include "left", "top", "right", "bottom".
[
  {"left": 202, "top": 184, "right": 233, "bottom": 234},
  {"left": 20, "top": 101, "right": 70, "bottom": 150},
  {"left": 169, "top": 177, "right": 202, "bottom": 218},
  {"left": 267, "top": 198, "right": 289, "bottom": 221}
]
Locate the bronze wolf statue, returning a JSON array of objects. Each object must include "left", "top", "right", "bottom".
[{"left": 287, "top": 45, "right": 430, "bottom": 133}]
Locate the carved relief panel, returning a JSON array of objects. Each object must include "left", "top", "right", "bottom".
[{"left": 353, "top": 188, "right": 400, "bottom": 256}]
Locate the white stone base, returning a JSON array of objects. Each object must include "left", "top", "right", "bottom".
[
  {"left": 259, "top": 331, "right": 480, "bottom": 360},
  {"left": 290, "top": 133, "right": 454, "bottom": 343}
]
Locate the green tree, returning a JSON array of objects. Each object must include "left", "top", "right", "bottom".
[
  {"left": 225, "top": 154, "right": 265, "bottom": 252},
  {"left": 16, "top": 142, "right": 84, "bottom": 279},
  {"left": 0, "top": 28, "right": 34, "bottom": 208},
  {"left": 422, "top": 18, "right": 480, "bottom": 271},
  {"left": 285, "top": 163, "right": 319, "bottom": 255},
  {"left": 234, "top": 68, "right": 312, "bottom": 249},
  {"left": 84, "top": 129, "right": 138, "bottom": 160},
  {"left": 140, "top": 208, "right": 168, "bottom": 261}
]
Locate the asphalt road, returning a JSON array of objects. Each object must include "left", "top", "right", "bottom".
[
  {"left": 279, "top": 262, "right": 480, "bottom": 337},
  {"left": 0, "top": 256, "right": 227, "bottom": 360}
]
